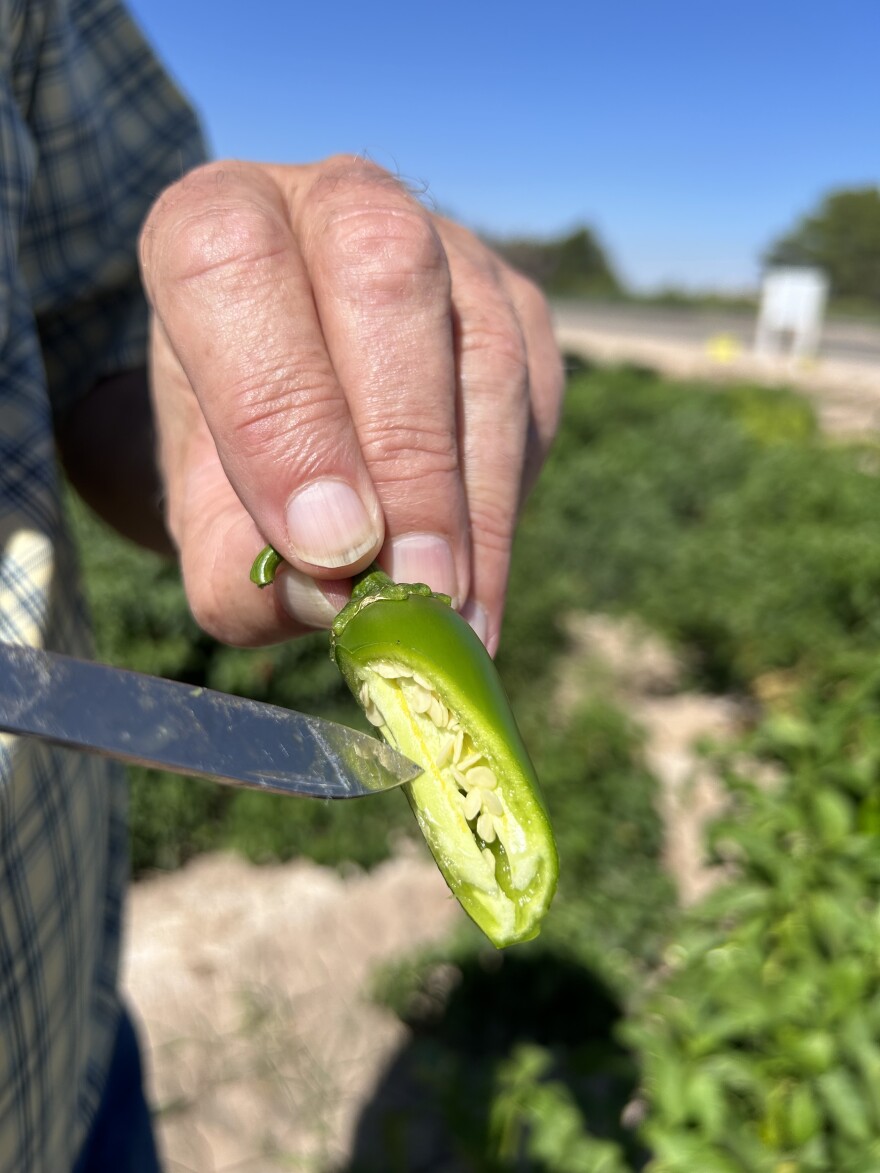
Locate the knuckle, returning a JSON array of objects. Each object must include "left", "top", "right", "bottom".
[
  {"left": 223, "top": 362, "right": 349, "bottom": 466},
  {"left": 360, "top": 419, "right": 458, "bottom": 484},
  {"left": 141, "top": 163, "right": 286, "bottom": 289},
  {"left": 304, "top": 158, "right": 449, "bottom": 302},
  {"left": 211, "top": 342, "right": 347, "bottom": 457},
  {"left": 165, "top": 205, "right": 285, "bottom": 289},
  {"left": 324, "top": 205, "right": 449, "bottom": 300},
  {"left": 471, "top": 498, "right": 516, "bottom": 557},
  {"left": 462, "top": 311, "right": 529, "bottom": 386},
  {"left": 140, "top": 162, "right": 224, "bottom": 273}
]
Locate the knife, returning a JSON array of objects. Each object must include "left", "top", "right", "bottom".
[{"left": 0, "top": 643, "right": 421, "bottom": 799}]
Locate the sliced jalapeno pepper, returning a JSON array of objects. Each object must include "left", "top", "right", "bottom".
[{"left": 251, "top": 552, "right": 558, "bottom": 947}]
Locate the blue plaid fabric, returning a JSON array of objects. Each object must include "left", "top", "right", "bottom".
[{"left": 0, "top": 2, "right": 204, "bottom": 1168}]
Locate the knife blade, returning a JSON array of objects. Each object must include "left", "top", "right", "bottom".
[{"left": 0, "top": 643, "right": 421, "bottom": 799}]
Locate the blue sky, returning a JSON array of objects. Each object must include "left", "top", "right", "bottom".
[{"left": 127, "top": 0, "right": 878, "bottom": 292}]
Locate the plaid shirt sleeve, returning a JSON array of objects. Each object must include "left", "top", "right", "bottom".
[
  {"left": 0, "top": 2, "right": 205, "bottom": 1168},
  {"left": 16, "top": 0, "right": 207, "bottom": 420}
]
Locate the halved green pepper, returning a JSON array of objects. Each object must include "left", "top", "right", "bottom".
[{"left": 251, "top": 554, "right": 558, "bottom": 947}]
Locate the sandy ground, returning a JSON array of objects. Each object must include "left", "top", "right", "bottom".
[
  {"left": 555, "top": 613, "right": 749, "bottom": 906},
  {"left": 123, "top": 847, "right": 464, "bottom": 1172}
]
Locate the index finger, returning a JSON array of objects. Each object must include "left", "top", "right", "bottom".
[{"left": 139, "top": 161, "right": 385, "bottom": 578}]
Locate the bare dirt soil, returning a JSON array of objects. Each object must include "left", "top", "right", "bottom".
[{"left": 122, "top": 847, "right": 464, "bottom": 1172}]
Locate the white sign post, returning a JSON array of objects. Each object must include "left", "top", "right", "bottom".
[{"left": 754, "top": 266, "right": 829, "bottom": 360}]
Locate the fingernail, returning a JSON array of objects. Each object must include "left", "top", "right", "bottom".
[
  {"left": 387, "top": 534, "right": 458, "bottom": 603},
  {"left": 286, "top": 479, "right": 379, "bottom": 569},
  {"left": 461, "top": 599, "right": 489, "bottom": 647},
  {"left": 276, "top": 567, "right": 350, "bottom": 629}
]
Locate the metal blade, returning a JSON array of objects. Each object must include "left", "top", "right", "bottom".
[{"left": 0, "top": 643, "right": 420, "bottom": 799}]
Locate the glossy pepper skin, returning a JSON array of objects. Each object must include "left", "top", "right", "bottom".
[{"left": 251, "top": 555, "right": 558, "bottom": 947}]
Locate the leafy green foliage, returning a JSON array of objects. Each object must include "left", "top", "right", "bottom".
[
  {"left": 624, "top": 674, "right": 880, "bottom": 1171},
  {"left": 520, "top": 366, "right": 880, "bottom": 692},
  {"left": 490, "top": 1046, "right": 631, "bottom": 1173},
  {"left": 765, "top": 186, "right": 880, "bottom": 304}
]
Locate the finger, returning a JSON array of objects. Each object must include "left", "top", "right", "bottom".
[
  {"left": 503, "top": 270, "right": 565, "bottom": 500},
  {"left": 149, "top": 320, "right": 351, "bottom": 644},
  {"left": 438, "top": 230, "right": 532, "bottom": 655},
  {"left": 139, "top": 160, "right": 384, "bottom": 579},
  {"left": 289, "top": 157, "right": 470, "bottom": 605}
]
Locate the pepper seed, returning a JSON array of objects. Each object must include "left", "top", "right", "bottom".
[
  {"left": 484, "top": 789, "right": 504, "bottom": 818},
  {"left": 463, "top": 789, "right": 483, "bottom": 821},
  {"left": 467, "top": 765, "right": 498, "bottom": 791},
  {"left": 476, "top": 812, "right": 497, "bottom": 844},
  {"left": 428, "top": 696, "right": 448, "bottom": 727}
]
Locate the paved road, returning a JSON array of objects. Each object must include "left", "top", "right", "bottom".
[{"left": 551, "top": 300, "right": 880, "bottom": 367}]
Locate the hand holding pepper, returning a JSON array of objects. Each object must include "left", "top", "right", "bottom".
[{"left": 138, "top": 156, "right": 564, "bottom": 654}]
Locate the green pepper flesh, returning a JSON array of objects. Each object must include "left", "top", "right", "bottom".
[
  {"left": 248, "top": 550, "right": 557, "bottom": 948},
  {"left": 331, "top": 576, "right": 558, "bottom": 947}
]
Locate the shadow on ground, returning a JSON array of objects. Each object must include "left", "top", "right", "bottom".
[{"left": 341, "top": 946, "right": 647, "bottom": 1173}]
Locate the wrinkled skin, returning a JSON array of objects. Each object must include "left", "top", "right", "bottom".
[{"left": 137, "top": 155, "right": 564, "bottom": 655}]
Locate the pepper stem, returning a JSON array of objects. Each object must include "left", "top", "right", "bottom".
[
  {"left": 352, "top": 563, "right": 391, "bottom": 591},
  {"left": 249, "top": 545, "right": 284, "bottom": 588}
]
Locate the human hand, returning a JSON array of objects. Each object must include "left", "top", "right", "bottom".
[{"left": 139, "top": 156, "right": 563, "bottom": 655}]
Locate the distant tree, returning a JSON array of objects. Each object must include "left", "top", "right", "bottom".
[
  {"left": 764, "top": 186, "right": 880, "bottom": 303},
  {"left": 486, "top": 226, "right": 620, "bottom": 297}
]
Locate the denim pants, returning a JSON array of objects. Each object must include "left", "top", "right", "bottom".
[{"left": 72, "top": 1008, "right": 161, "bottom": 1173}]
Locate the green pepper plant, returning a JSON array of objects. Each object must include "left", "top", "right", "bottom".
[{"left": 623, "top": 678, "right": 880, "bottom": 1170}]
